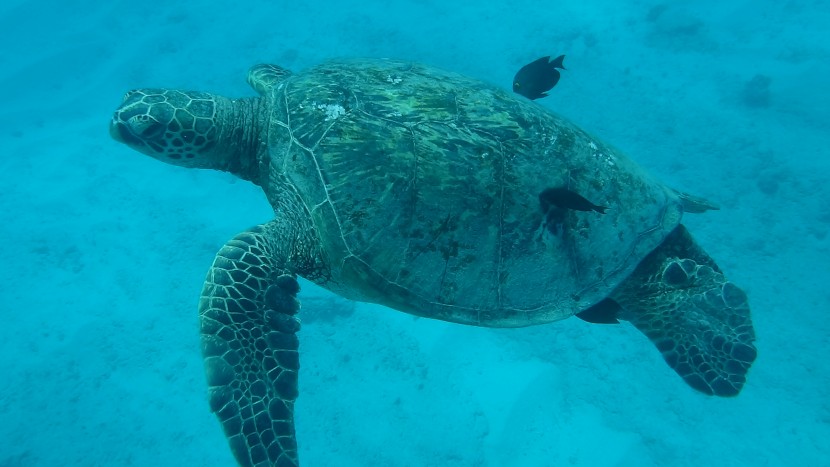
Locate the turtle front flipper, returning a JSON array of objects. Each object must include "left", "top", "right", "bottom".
[
  {"left": 611, "top": 225, "right": 757, "bottom": 397},
  {"left": 199, "top": 223, "right": 302, "bottom": 467},
  {"left": 247, "top": 64, "right": 293, "bottom": 95}
]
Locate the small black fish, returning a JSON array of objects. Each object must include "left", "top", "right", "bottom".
[
  {"left": 539, "top": 187, "right": 608, "bottom": 214},
  {"left": 513, "top": 55, "right": 566, "bottom": 100}
]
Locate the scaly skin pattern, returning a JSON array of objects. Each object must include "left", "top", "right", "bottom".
[
  {"left": 612, "top": 225, "right": 756, "bottom": 397},
  {"left": 200, "top": 221, "right": 309, "bottom": 467},
  {"left": 110, "top": 58, "right": 756, "bottom": 467}
]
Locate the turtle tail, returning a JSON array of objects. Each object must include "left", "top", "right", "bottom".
[
  {"left": 610, "top": 225, "right": 757, "bottom": 396},
  {"left": 672, "top": 188, "right": 720, "bottom": 213}
]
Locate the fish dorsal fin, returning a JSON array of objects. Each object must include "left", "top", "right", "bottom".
[{"left": 531, "top": 56, "right": 551, "bottom": 67}]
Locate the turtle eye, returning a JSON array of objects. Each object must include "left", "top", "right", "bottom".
[{"left": 127, "top": 114, "right": 166, "bottom": 140}]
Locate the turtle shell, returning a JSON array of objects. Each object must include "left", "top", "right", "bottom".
[{"left": 262, "top": 59, "right": 682, "bottom": 327}]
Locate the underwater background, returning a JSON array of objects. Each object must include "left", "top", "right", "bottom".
[{"left": 1, "top": 0, "right": 828, "bottom": 465}]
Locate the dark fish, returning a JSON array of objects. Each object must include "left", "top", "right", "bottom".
[
  {"left": 513, "top": 55, "right": 566, "bottom": 100},
  {"left": 538, "top": 187, "right": 607, "bottom": 214}
]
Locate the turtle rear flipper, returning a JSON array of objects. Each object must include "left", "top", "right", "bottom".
[
  {"left": 200, "top": 222, "right": 302, "bottom": 467},
  {"left": 611, "top": 225, "right": 757, "bottom": 396}
]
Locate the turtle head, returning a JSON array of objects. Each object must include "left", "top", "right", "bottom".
[
  {"left": 110, "top": 89, "right": 264, "bottom": 181},
  {"left": 110, "top": 89, "right": 222, "bottom": 167}
]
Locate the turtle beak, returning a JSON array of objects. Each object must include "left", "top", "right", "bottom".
[
  {"left": 109, "top": 118, "right": 143, "bottom": 147},
  {"left": 109, "top": 118, "right": 124, "bottom": 142},
  {"left": 110, "top": 113, "right": 163, "bottom": 148}
]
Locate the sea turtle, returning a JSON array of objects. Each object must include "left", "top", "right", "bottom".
[{"left": 109, "top": 58, "right": 756, "bottom": 466}]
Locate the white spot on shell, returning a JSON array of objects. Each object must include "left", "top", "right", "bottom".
[
  {"left": 312, "top": 102, "right": 346, "bottom": 121},
  {"left": 593, "top": 151, "right": 617, "bottom": 167},
  {"left": 589, "top": 141, "right": 598, "bottom": 150}
]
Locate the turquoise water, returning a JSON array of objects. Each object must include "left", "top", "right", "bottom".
[{"left": 1, "top": 0, "right": 828, "bottom": 465}]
